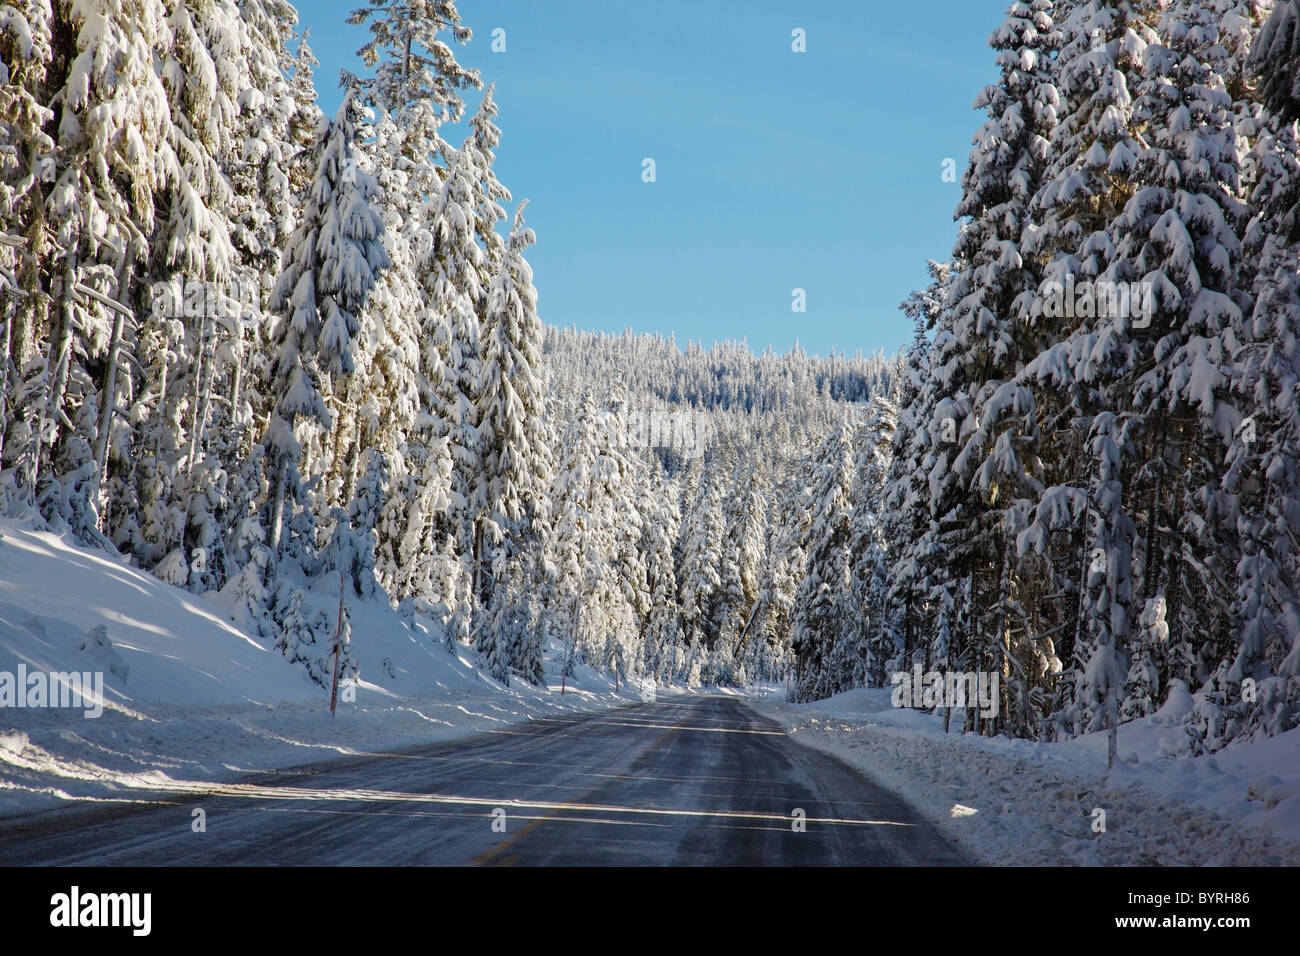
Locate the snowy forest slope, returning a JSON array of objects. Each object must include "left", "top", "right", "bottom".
[{"left": 784, "top": 0, "right": 1300, "bottom": 760}]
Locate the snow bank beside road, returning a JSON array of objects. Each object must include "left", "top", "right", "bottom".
[
  {"left": 0, "top": 520, "right": 666, "bottom": 824},
  {"left": 753, "top": 687, "right": 1300, "bottom": 866}
]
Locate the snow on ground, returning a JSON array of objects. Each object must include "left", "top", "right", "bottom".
[
  {"left": 752, "top": 686, "right": 1300, "bottom": 866},
  {"left": 0, "top": 521, "right": 666, "bottom": 824},
  {"left": 9, "top": 517, "right": 1295, "bottom": 868}
]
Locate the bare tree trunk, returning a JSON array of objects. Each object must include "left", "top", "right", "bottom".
[
  {"left": 1107, "top": 692, "right": 1119, "bottom": 769},
  {"left": 0, "top": 294, "right": 11, "bottom": 468},
  {"left": 943, "top": 586, "right": 959, "bottom": 735},
  {"left": 93, "top": 253, "right": 134, "bottom": 499},
  {"left": 228, "top": 324, "right": 244, "bottom": 427},
  {"left": 473, "top": 517, "right": 485, "bottom": 609},
  {"left": 995, "top": 531, "right": 1013, "bottom": 735},
  {"left": 42, "top": 248, "right": 79, "bottom": 474},
  {"left": 1071, "top": 505, "right": 1092, "bottom": 705},
  {"left": 1140, "top": 407, "right": 1166, "bottom": 606},
  {"left": 268, "top": 463, "right": 287, "bottom": 558},
  {"left": 93, "top": 308, "right": 125, "bottom": 484},
  {"left": 186, "top": 315, "right": 215, "bottom": 474}
]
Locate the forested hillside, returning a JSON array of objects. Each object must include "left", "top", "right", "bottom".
[
  {"left": 538, "top": 328, "right": 892, "bottom": 686},
  {"left": 789, "top": 0, "right": 1300, "bottom": 758},
  {"left": 0, "top": 0, "right": 890, "bottom": 695}
]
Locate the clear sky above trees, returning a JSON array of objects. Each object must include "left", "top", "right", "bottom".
[{"left": 308, "top": 0, "right": 1010, "bottom": 357}]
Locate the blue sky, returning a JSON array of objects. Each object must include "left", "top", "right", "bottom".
[{"left": 305, "top": 0, "right": 1010, "bottom": 358}]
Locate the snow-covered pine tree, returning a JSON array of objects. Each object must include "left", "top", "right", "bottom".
[
  {"left": 221, "top": 513, "right": 273, "bottom": 636},
  {"left": 848, "top": 396, "right": 897, "bottom": 689},
  {"left": 546, "top": 390, "right": 648, "bottom": 681},
  {"left": 721, "top": 462, "right": 768, "bottom": 686},
  {"left": 748, "top": 468, "right": 809, "bottom": 686},
  {"left": 29, "top": 0, "right": 175, "bottom": 547},
  {"left": 395, "top": 432, "right": 471, "bottom": 650},
  {"left": 1075, "top": 411, "right": 1136, "bottom": 763},
  {"left": 790, "top": 422, "right": 856, "bottom": 702},
  {"left": 1194, "top": 4, "right": 1300, "bottom": 749},
  {"left": 323, "top": 447, "right": 385, "bottom": 598},
  {"left": 346, "top": 0, "right": 480, "bottom": 612},
  {"left": 270, "top": 585, "right": 357, "bottom": 688},
  {"left": 951, "top": 0, "right": 1062, "bottom": 387},
  {"left": 1121, "top": 593, "right": 1168, "bottom": 719},
  {"left": 463, "top": 84, "right": 511, "bottom": 287},
  {"left": 882, "top": 272, "right": 947, "bottom": 687},
  {"left": 1073, "top": 0, "right": 1251, "bottom": 740},
  {"left": 132, "top": 0, "right": 253, "bottom": 586},
  {"left": 641, "top": 468, "right": 685, "bottom": 684},
  {"left": 363, "top": 121, "right": 432, "bottom": 601},
  {"left": 592, "top": 394, "right": 649, "bottom": 684},
  {"left": 1017, "top": 0, "right": 1165, "bottom": 739},
  {"left": 1250, "top": 0, "right": 1300, "bottom": 122},
  {"left": 263, "top": 85, "right": 388, "bottom": 563},
  {"left": 419, "top": 139, "right": 485, "bottom": 608},
  {"left": 475, "top": 201, "right": 551, "bottom": 625},
  {"left": 939, "top": 0, "right": 1065, "bottom": 734},
  {"left": 348, "top": 0, "right": 477, "bottom": 123},
  {"left": 547, "top": 391, "right": 602, "bottom": 678},
  {"left": 676, "top": 462, "right": 726, "bottom": 670},
  {"left": 0, "top": 0, "right": 54, "bottom": 509}
]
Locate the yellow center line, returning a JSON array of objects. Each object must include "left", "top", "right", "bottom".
[{"left": 473, "top": 806, "right": 568, "bottom": 866}]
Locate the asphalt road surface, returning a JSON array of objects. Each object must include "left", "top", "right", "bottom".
[{"left": 1, "top": 696, "right": 967, "bottom": 866}]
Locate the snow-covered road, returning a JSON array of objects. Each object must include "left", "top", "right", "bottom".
[{"left": 1, "top": 696, "right": 966, "bottom": 865}]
